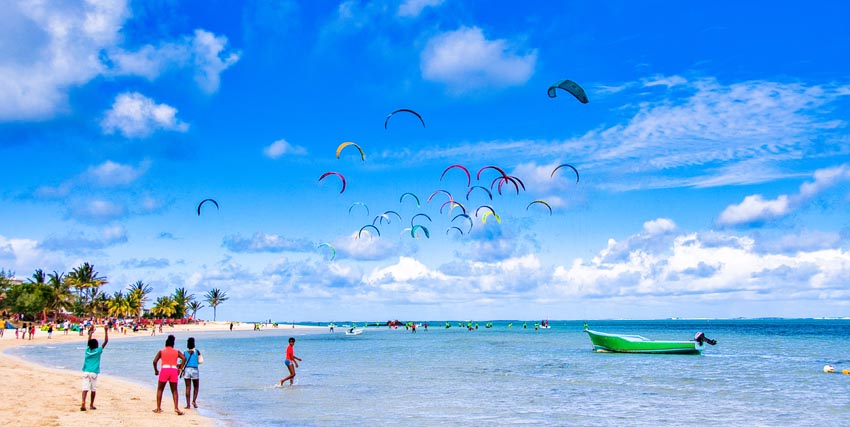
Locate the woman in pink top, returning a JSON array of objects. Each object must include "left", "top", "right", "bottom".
[{"left": 152, "top": 334, "right": 186, "bottom": 415}]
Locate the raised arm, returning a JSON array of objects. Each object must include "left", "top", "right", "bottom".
[{"left": 102, "top": 325, "right": 109, "bottom": 349}]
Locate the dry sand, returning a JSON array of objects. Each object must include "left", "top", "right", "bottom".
[{"left": 0, "top": 321, "right": 323, "bottom": 426}]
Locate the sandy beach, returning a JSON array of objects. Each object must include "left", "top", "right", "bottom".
[{"left": 0, "top": 321, "right": 323, "bottom": 427}]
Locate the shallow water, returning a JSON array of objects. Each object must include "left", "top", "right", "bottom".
[{"left": 10, "top": 319, "right": 850, "bottom": 426}]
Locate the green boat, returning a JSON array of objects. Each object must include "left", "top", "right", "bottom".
[{"left": 584, "top": 327, "right": 715, "bottom": 354}]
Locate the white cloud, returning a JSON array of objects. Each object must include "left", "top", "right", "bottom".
[
  {"left": 101, "top": 92, "right": 188, "bottom": 138},
  {"left": 718, "top": 164, "right": 850, "bottom": 226},
  {"left": 420, "top": 26, "right": 536, "bottom": 92},
  {"left": 0, "top": 0, "right": 129, "bottom": 120},
  {"left": 398, "top": 0, "right": 444, "bottom": 17},
  {"left": 86, "top": 160, "right": 150, "bottom": 186},
  {"left": 643, "top": 218, "right": 677, "bottom": 235},
  {"left": 263, "top": 138, "right": 307, "bottom": 159},
  {"left": 189, "top": 29, "right": 241, "bottom": 93},
  {"left": 0, "top": 2, "right": 239, "bottom": 121},
  {"left": 717, "top": 194, "right": 791, "bottom": 226},
  {"left": 66, "top": 198, "right": 127, "bottom": 223},
  {"left": 545, "top": 228, "right": 850, "bottom": 303},
  {"left": 107, "top": 29, "right": 240, "bottom": 94}
]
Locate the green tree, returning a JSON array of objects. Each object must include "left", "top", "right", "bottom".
[
  {"left": 46, "top": 271, "right": 73, "bottom": 319},
  {"left": 66, "top": 263, "right": 107, "bottom": 316},
  {"left": 172, "top": 287, "right": 194, "bottom": 319},
  {"left": 107, "top": 291, "right": 133, "bottom": 318},
  {"left": 126, "top": 280, "right": 152, "bottom": 319},
  {"left": 6, "top": 282, "right": 47, "bottom": 318},
  {"left": 187, "top": 300, "right": 205, "bottom": 320},
  {"left": 204, "top": 288, "right": 228, "bottom": 321},
  {"left": 151, "top": 296, "right": 177, "bottom": 318}
]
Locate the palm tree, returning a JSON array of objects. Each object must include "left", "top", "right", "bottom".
[
  {"left": 26, "top": 269, "right": 46, "bottom": 285},
  {"left": 66, "top": 263, "right": 107, "bottom": 315},
  {"left": 151, "top": 296, "right": 178, "bottom": 318},
  {"left": 187, "top": 300, "right": 205, "bottom": 320},
  {"left": 46, "top": 271, "right": 73, "bottom": 320},
  {"left": 107, "top": 291, "right": 133, "bottom": 318},
  {"left": 126, "top": 280, "right": 152, "bottom": 319},
  {"left": 172, "top": 287, "right": 194, "bottom": 319},
  {"left": 204, "top": 288, "right": 228, "bottom": 321}
]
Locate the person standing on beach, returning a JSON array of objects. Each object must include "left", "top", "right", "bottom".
[
  {"left": 152, "top": 334, "right": 186, "bottom": 415},
  {"left": 182, "top": 337, "right": 201, "bottom": 410},
  {"left": 280, "top": 337, "right": 302, "bottom": 386},
  {"left": 81, "top": 325, "right": 108, "bottom": 411}
]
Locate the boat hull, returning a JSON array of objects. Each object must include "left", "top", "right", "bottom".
[{"left": 584, "top": 329, "right": 704, "bottom": 354}]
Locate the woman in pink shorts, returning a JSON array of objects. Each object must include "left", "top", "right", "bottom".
[{"left": 152, "top": 334, "right": 186, "bottom": 415}]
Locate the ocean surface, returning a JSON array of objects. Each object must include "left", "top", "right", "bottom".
[{"left": 9, "top": 319, "right": 850, "bottom": 426}]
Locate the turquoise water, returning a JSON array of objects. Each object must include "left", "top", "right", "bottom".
[{"left": 9, "top": 319, "right": 850, "bottom": 426}]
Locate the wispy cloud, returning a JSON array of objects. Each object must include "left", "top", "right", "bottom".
[
  {"left": 398, "top": 0, "right": 444, "bottom": 17},
  {"left": 420, "top": 26, "right": 536, "bottom": 93},
  {"left": 101, "top": 92, "right": 188, "bottom": 138},
  {"left": 36, "top": 160, "right": 150, "bottom": 198},
  {"left": 717, "top": 164, "right": 850, "bottom": 226},
  {"left": 222, "top": 232, "right": 313, "bottom": 253},
  {"left": 120, "top": 257, "right": 170, "bottom": 269},
  {"left": 39, "top": 225, "right": 128, "bottom": 253}
]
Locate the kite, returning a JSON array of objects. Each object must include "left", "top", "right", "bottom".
[
  {"left": 399, "top": 192, "right": 421, "bottom": 207},
  {"left": 384, "top": 109, "right": 425, "bottom": 129},
  {"left": 317, "top": 243, "right": 336, "bottom": 261},
  {"left": 335, "top": 141, "right": 365, "bottom": 160},
  {"left": 551, "top": 164, "right": 580, "bottom": 184},
  {"left": 319, "top": 172, "right": 347, "bottom": 193},
  {"left": 197, "top": 198, "right": 219, "bottom": 216},
  {"left": 547, "top": 79, "right": 589, "bottom": 104},
  {"left": 440, "top": 164, "right": 471, "bottom": 187},
  {"left": 526, "top": 200, "right": 553, "bottom": 216}
]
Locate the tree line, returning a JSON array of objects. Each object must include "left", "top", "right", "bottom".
[{"left": 0, "top": 263, "right": 229, "bottom": 322}]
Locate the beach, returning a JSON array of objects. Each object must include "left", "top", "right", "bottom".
[{"left": 0, "top": 321, "right": 322, "bottom": 427}]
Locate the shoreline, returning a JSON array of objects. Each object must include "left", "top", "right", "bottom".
[{"left": 0, "top": 321, "right": 325, "bottom": 427}]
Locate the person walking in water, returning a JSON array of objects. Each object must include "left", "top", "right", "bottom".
[
  {"left": 152, "top": 334, "right": 186, "bottom": 415},
  {"left": 182, "top": 337, "right": 202, "bottom": 409},
  {"left": 81, "top": 325, "right": 108, "bottom": 411},
  {"left": 280, "top": 337, "right": 302, "bottom": 386}
]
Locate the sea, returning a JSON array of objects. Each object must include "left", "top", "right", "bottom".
[{"left": 8, "top": 319, "right": 850, "bottom": 426}]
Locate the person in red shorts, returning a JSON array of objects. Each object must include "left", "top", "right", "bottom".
[{"left": 152, "top": 334, "right": 186, "bottom": 415}]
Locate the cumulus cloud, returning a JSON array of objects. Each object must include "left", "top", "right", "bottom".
[
  {"left": 0, "top": 1, "right": 239, "bottom": 121},
  {"left": 643, "top": 218, "right": 677, "bottom": 235},
  {"left": 108, "top": 29, "right": 240, "bottom": 93},
  {"left": 421, "top": 26, "right": 536, "bottom": 92},
  {"left": 0, "top": 0, "right": 129, "bottom": 120},
  {"left": 545, "top": 227, "right": 850, "bottom": 303},
  {"left": 263, "top": 138, "right": 307, "bottom": 159},
  {"left": 222, "top": 232, "right": 313, "bottom": 253},
  {"left": 101, "top": 92, "right": 188, "bottom": 138},
  {"left": 718, "top": 164, "right": 850, "bottom": 226},
  {"left": 398, "top": 0, "right": 444, "bottom": 17},
  {"left": 333, "top": 232, "right": 403, "bottom": 261}
]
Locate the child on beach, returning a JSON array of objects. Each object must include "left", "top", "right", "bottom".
[
  {"left": 152, "top": 334, "right": 186, "bottom": 415},
  {"left": 280, "top": 337, "right": 302, "bottom": 386},
  {"left": 81, "top": 325, "right": 109, "bottom": 411}
]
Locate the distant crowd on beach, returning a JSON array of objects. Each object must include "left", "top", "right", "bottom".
[{"left": 1, "top": 312, "right": 210, "bottom": 341}]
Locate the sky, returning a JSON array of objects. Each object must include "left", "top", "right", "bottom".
[{"left": 2, "top": 0, "right": 850, "bottom": 322}]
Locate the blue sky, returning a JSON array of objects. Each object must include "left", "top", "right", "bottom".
[{"left": 2, "top": 0, "right": 850, "bottom": 321}]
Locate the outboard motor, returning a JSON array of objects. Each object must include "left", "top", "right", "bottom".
[{"left": 694, "top": 332, "right": 716, "bottom": 345}]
